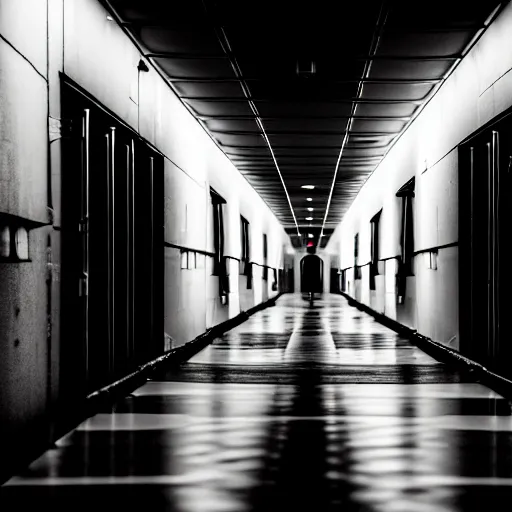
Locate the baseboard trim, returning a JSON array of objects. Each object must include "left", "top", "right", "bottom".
[
  {"left": 85, "top": 291, "right": 284, "bottom": 410},
  {"left": 339, "top": 291, "right": 512, "bottom": 400}
]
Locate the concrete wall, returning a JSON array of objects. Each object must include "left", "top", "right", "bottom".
[
  {"left": 327, "top": 1, "right": 512, "bottom": 350},
  {"left": 0, "top": 0, "right": 53, "bottom": 461},
  {"left": 0, "top": 0, "right": 294, "bottom": 472}
]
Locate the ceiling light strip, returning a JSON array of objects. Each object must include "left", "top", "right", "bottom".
[
  {"left": 202, "top": 2, "right": 301, "bottom": 237},
  {"left": 233, "top": 68, "right": 301, "bottom": 237},
  {"left": 320, "top": 1, "right": 389, "bottom": 237}
]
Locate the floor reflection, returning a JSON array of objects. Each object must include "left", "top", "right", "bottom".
[{"left": 2, "top": 293, "right": 512, "bottom": 511}]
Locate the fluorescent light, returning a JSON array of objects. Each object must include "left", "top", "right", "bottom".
[
  {"left": 306, "top": 197, "right": 313, "bottom": 202},
  {"left": 306, "top": 217, "right": 313, "bottom": 221},
  {"left": 301, "top": 185, "right": 315, "bottom": 189},
  {"left": 307, "top": 207, "right": 314, "bottom": 211}
]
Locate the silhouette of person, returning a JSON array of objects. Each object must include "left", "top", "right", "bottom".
[{"left": 301, "top": 246, "right": 322, "bottom": 303}]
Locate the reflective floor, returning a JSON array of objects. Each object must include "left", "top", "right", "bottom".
[{"left": 2, "top": 293, "right": 512, "bottom": 511}]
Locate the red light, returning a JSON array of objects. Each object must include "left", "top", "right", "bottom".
[{"left": 307, "top": 241, "right": 314, "bottom": 247}]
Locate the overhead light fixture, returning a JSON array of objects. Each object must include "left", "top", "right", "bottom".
[
  {"left": 306, "top": 197, "right": 313, "bottom": 202},
  {"left": 307, "top": 207, "right": 314, "bottom": 211},
  {"left": 301, "top": 185, "right": 315, "bottom": 189},
  {"left": 106, "top": 15, "right": 114, "bottom": 21},
  {"left": 306, "top": 217, "right": 313, "bottom": 221},
  {"left": 308, "top": 233, "right": 314, "bottom": 238}
]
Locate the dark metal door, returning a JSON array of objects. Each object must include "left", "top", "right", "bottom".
[
  {"left": 60, "top": 78, "right": 164, "bottom": 402},
  {"left": 460, "top": 109, "right": 512, "bottom": 377}
]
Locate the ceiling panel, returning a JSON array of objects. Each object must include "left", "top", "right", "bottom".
[
  {"left": 266, "top": 134, "right": 345, "bottom": 147},
  {"left": 173, "top": 81, "right": 246, "bottom": 98},
  {"left": 255, "top": 101, "right": 355, "bottom": 118},
  {"left": 212, "top": 133, "right": 266, "bottom": 147},
  {"left": 247, "top": 81, "right": 360, "bottom": 101},
  {"left": 340, "top": 147, "right": 388, "bottom": 157},
  {"left": 154, "top": 57, "right": 234, "bottom": 78},
  {"left": 377, "top": 30, "right": 474, "bottom": 57},
  {"left": 109, "top": 0, "right": 207, "bottom": 23},
  {"left": 352, "top": 101, "right": 418, "bottom": 116},
  {"left": 204, "top": 119, "right": 261, "bottom": 132},
  {"left": 350, "top": 119, "right": 406, "bottom": 133},
  {"left": 261, "top": 118, "right": 348, "bottom": 133},
  {"left": 183, "top": 99, "right": 255, "bottom": 117},
  {"left": 385, "top": 1, "right": 498, "bottom": 28},
  {"left": 139, "top": 27, "right": 222, "bottom": 54},
  {"left": 360, "top": 83, "right": 436, "bottom": 100},
  {"left": 368, "top": 58, "right": 455, "bottom": 79}
]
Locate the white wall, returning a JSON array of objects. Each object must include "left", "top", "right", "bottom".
[{"left": 327, "top": 2, "right": 512, "bottom": 350}]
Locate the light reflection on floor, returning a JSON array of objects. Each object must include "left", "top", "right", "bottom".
[{"left": 2, "top": 293, "right": 511, "bottom": 512}]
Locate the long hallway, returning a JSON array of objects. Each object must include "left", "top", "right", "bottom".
[{"left": 2, "top": 294, "right": 511, "bottom": 511}]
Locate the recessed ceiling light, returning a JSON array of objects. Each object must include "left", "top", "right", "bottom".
[
  {"left": 306, "top": 197, "right": 313, "bottom": 202},
  {"left": 308, "top": 233, "right": 314, "bottom": 238},
  {"left": 307, "top": 207, "right": 314, "bottom": 211},
  {"left": 306, "top": 217, "right": 313, "bottom": 221},
  {"left": 301, "top": 185, "right": 315, "bottom": 189}
]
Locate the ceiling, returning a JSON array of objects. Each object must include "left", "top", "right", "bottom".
[{"left": 105, "top": 0, "right": 503, "bottom": 248}]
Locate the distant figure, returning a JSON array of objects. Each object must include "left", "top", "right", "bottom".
[{"left": 300, "top": 247, "right": 323, "bottom": 303}]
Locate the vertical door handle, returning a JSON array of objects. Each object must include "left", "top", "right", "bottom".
[
  {"left": 106, "top": 127, "right": 116, "bottom": 374},
  {"left": 80, "top": 108, "right": 90, "bottom": 386},
  {"left": 491, "top": 130, "right": 500, "bottom": 359},
  {"left": 149, "top": 156, "right": 154, "bottom": 347}
]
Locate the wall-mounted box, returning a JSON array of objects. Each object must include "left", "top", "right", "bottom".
[
  {"left": 180, "top": 250, "right": 188, "bottom": 269},
  {"left": 428, "top": 250, "right": 438, "bottom": 270},
  {"left": 188, "top": 252, "right": 196, "bottom": 270},
  {"left": 0, "top": 212, "right": 46, "bottom": 263}
]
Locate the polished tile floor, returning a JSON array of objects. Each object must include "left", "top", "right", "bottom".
[{"left": 2, "top": 293, "right": 512, "bottom": 511}]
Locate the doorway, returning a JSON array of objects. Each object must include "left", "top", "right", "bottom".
[
  {"left": 300, "top": 255, "right": 323, "bottom": 293},
  {"left": 459, "top": 107, "right": 512, "bottom": 377},
  {"left": 60, "top": 78, "right": 164, "bottom": 404},
  {"left": 330, "top": 268, "right": 341, "bottom": 293}
]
